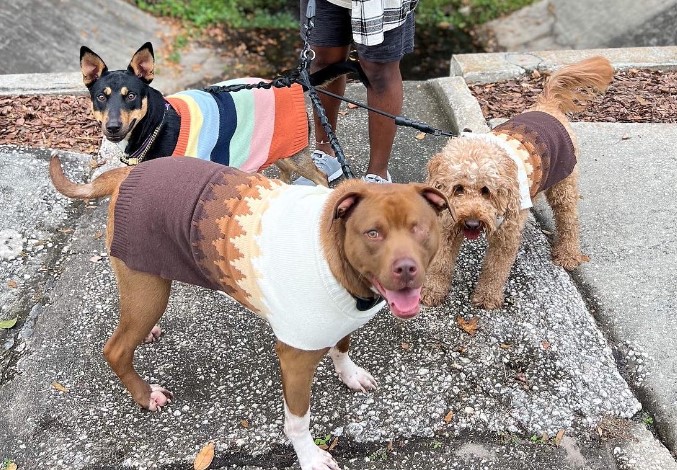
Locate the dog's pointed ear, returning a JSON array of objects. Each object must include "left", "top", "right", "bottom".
[
  {"left": 80, "top": 46, "right": 108, "bottom": 88},
  {"left": 332, "top": 191, "right": 363, "bottom": 220},
  {"left": 417, "top": 185, "right": 455, "bottom": 221},
  {"left": 127, "top": 42, "right": 155, "bottom": 84}
]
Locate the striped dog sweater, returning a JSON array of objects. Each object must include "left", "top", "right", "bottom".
[{"left": 166, "top": 78, "right": 308, "bottom": 171}]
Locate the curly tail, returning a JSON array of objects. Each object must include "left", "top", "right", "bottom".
[
  {"left": 49, "top": 155, "right": 132, "bottom": 199},
  {"left": 537, "top": 56, "right": 614, "bottom": 113}
]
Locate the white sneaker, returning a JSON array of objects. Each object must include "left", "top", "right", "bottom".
[
  {"left": 361, "top": 171, "right": 392, "bottom": 184},
  {"left": 293, "top": 150, "right": 343, "bottom": 186}
]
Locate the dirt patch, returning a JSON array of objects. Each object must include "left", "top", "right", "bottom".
[{"left": 1, "top": 68, "right": 675, "bottom": 155}]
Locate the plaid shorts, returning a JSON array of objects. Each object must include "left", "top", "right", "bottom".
[{"left": 300, "top": 0, "right": 415, "bottom": 63}]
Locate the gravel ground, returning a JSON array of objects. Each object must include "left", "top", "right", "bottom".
[{"left": 0, "top": 69, "right": 675, "bottom": 157}]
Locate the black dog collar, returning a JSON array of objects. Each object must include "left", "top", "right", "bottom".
[{"left": 353, "top": 295, "right": 383, "bottom": 311}]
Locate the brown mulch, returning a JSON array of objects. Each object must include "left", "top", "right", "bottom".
[
  {"left": 0, "top": 95, "right": 100, "bottom": 154},
  {"left": 471, "top": 68, "right": 677, "bottom": 123},
  {"left": 0, "top": 69, "right": 675, "bottom": 156}
]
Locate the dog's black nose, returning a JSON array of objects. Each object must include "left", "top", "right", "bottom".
[
  {"left": 464, "top": 220, "right": 482, "bottom": 230},
  {"left": 106, "top": 123, "right": 122, "bottom": 134},
  {"left": 392, "top": 257, "right": 418, "bottom": 284}
]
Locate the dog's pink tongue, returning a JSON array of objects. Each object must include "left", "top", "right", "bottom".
[{"left": 384, "top": 287, "right": 422, "bottom": 319}]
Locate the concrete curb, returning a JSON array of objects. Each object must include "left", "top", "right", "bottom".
[
  {"left": 450, "top": 45, "right": 677, "bottom": 84},
  {"left": 0, "top": 72, "right": 85, "bottom": 96}
]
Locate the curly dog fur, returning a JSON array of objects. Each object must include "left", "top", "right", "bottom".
[{"left": 422, "top": 56, "right": 614, "bottom": 309}]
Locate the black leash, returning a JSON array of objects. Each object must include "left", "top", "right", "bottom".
[{"left": 313, "top": 87, "right": 456, "bottom": 137}]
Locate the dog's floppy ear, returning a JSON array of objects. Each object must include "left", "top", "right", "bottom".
[
  {"left": 332, "top": 191, "right": 363, "bottom": 220},
  {"left": 426, "top": 152, "right": 444, "bottom": 178},
  {"left": 416, "top": 185, "right": 456, "bottom": 220},
  {"left": 127, "top": 42, "right": 155, "bottom": 84},
  {"left": 80, "top": 46, "right": 108, "bottom": 88}
]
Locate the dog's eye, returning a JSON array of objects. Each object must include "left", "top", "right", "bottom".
[
  {"left": 126, "top": 92, "right": 136, "bottom": 101},
  {"left": 365, "top": 229, "right": 380, "bottom": 239},
  {"left": 481, "top": 186, "right": 491, "bottom": 197},
  {"left": 452, "top": 185, "right": 464, "bottom": 196},
  {"left": 96, "top": 94, "right": 106, "bottom": 102}
]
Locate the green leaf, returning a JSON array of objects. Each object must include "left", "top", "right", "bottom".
[{"left": 0, "top": 318, "right": 18, "bottom": 329}]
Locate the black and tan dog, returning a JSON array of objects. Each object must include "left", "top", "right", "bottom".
[
  {"left": 50, "top": 155, "right": 451, "bottom": 470},
  {"left": 81, "top": 42, "right": 364, "bottom": 186}
]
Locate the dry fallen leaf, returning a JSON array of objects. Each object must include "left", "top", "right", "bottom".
[
  {"left": 541, "top": 340, "right": 551, "bottom": 350},
  {"left": 7, "top": 279, "right": 18, "bottom": 288},
  {"left": 328, "top": 436, "right": 339, "bottom": 451},
  {"left": 499, "top": 343, "right": 512, "bottom": 350},
  {"left": 554, "top": 429, "right": 565, "bottom": 446},
  {"left": 415, "top": 132, "right": 426, "bottom": 140},
  {"left": 240, "top": 419, "right": 249, "bottom": 428},
  {"left": 193, "top": 441, "right": 215, "bottom": 470},
  {"left": 456, "top": 315, "right": 479, "bottom": 336},
  {"left": 6, "top": 462, "right": 17, "bottom": 470},
  {"left": 444, "top": 411, "right": 454, "bottom": 423},
  {"left": 347, "top": 102, "right": 358, "bottom": 109},
  {"left": 51, "top": 381, "right": 69, "bottom": 393}
]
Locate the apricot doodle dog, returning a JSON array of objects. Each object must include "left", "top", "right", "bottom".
[{"left": 422, "top": 56, "right": 614, "bottom": 309}]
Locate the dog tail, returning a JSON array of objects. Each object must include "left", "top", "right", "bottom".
[
  {"left": 50, "top": 155, "right": 132, "bottom": 199},
  {"left": 537, "top": 56, "right": 614, "bottom": 113}
]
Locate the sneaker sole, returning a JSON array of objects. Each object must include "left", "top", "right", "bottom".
[{"left": 326, "top": 168, "right": 344, "bottom": 182}]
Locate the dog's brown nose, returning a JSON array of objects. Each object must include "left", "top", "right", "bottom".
[{"left": 392, "top": 257, "right": 418, "bottom": 284}]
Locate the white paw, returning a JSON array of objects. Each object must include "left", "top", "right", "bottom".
[
  {"left": 298, "top": 446, "right": 340, "bottom": 470},
  {"left": 143, "top": 325, "right": 162, "bottom": 343},
  {"left": 147, "top": 384, "right": 173, "bottom": 411},
  {"left": 329, "top": 349, "right": 377, "bottom": 392},
  {"left": 338, "top": 365, "right": 377, "bottom": 392}
]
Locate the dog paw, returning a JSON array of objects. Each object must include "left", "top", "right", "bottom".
[
  {"left": 552, "top": 250, "right": 590, "bottom": 271},
  {"left": 298, "top": 446, "right": 340, "bottom": 470},
  {"left": 147, "top": 384, "right": 173, "bottom": 411},
  {"left": 330, "top": 349, "right": 378, "bottom": 392},
  {"left": 338, "top": 365, "right": 378, "bottom": 393},
  {"left": 420, "top": 284, "right": 448, "bottom": 307},
  {"left": 143, "top": 325, "right": 162, "bottom": 344},
  {"left": 471, "top": 290, "right": 504, "bottom": 310}
]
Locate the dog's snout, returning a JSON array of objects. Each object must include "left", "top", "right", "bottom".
[
  {"left": 464, "top": 219, "right": 482, "bottom": 230},
  {"left": 106, "top": 121, "right": 122, "bottom": 134},
  {"left": 392, "top": 257, "right": 418, "bottom": 284}
]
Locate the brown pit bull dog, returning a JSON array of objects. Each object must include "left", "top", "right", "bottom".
[{"left": 49, "top": 155, "right": 452, "bottom": 470}]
